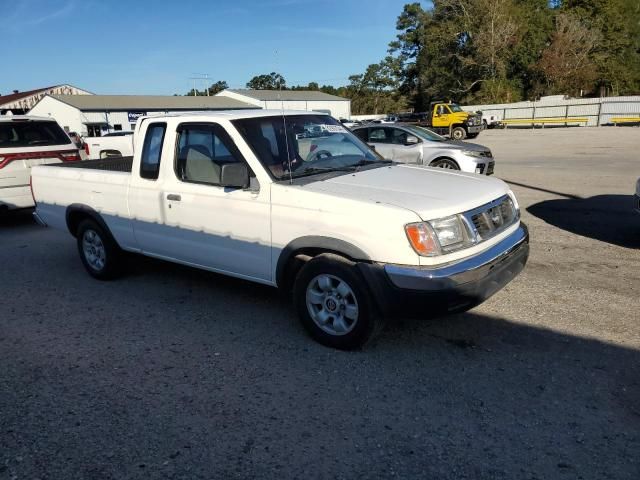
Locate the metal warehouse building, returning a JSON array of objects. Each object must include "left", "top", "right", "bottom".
[
  {"left": 28, "top": 94, "right": 255, "bottom": 137},
  {"left": 216, "top": 89, "right": 351, "bottom": 120}
]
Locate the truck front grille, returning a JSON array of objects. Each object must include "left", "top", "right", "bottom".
[{"left": 464, "top": 195, "right": 518, "bottom": 242}]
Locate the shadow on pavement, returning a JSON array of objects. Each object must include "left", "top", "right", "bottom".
[
  {"left": 527, "top": 194, "right": 640, "bottom": 248},
  {"left": 0, "top": 209, "right": 35, "bottom": 228},
  {"left": 2, "top": 243, "right": 640, "bottom": 478}
]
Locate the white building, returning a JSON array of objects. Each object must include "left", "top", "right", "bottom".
[
  {"left": 28, "top": 94, "right": 255, "bottom": 136},
  {"left": 216, "top": 89, "right": 351, "bottom": 120},
  {"left": 0, "top": 84, "right": 92, "bottom": 115}
]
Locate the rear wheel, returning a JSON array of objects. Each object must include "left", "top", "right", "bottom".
[
  {"left": 451, "top": 126, "right": 466, "bottom": 140},
  {"left": 293, "top": 254, "right": 382, "bottom": 350},
  {"left": 430, "top": 158, "right": 460, "bottom": 170},
  {"left": 76, "top": 219, "right": 122, "bottom": 280}
]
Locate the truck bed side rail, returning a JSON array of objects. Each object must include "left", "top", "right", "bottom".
[{"left": 52, "top": 156, "right": 133, "bottom": 172}]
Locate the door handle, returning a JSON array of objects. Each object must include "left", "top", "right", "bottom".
[{"left": 167, "top": 194, "right": 181, "bottom": 201}]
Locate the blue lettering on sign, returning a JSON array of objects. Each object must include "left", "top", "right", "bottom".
[{"left": 128, "top": 111, "right": 147, "bottom": 123}]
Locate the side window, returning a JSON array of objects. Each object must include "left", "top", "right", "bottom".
[
  {"left": 175, "top": 124, "right": 244, "bottom": 185},
  {"left": 353, "top": 129, "right": 368, "bottom": 142},
  {"left": 369, "top": 128, "right": 390, "bottom": 143},
  {"left": 139, "top": 123, "right": 166, "bottom": 180},
  {"left": 391, "top": 128, "right": 408, "bottom": 145}
]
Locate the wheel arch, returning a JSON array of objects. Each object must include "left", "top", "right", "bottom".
[
  {"left": 275, "top": 236, "right": 370, "bottom": 290},
  {"left": 429, "top": 156, "right": 460, "bottom": 169},
  {"left": 65, "top": 204, "right": 119, "bottom": 246}
]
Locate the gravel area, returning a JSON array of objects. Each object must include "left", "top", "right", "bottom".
[{"left": 1, "top": 126, "right": 639, "bottom": 479}]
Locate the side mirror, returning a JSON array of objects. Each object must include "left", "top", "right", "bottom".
[
  {"left": 220, "top": 163, "right": 249, "bottom": 189},
  {"left": 405, "top": 135, "right": 419, "bottom": 145},
  {"left": 367, "top": 144, "right": 376, "bottom": 151}
]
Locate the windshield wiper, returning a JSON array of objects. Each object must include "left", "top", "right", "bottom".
[{"left": 290, "top": 159, "right": 393, "bottom": 179}]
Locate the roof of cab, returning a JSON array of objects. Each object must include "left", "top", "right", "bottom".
[{"left": 140, "top": 109, "right": 327, "bottom": 121}]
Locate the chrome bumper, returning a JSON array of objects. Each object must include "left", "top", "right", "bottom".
[{"left": 384, "top": 225, "right": 528, "bottom": 291}]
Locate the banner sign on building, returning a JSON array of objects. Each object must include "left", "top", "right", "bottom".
[{"left": 127, "top": 111, "right": 147, "bottom": 123}]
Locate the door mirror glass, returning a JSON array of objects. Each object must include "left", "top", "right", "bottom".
[
  {"left": 405, "top": 135, "right": 419, "bottom": 145},
  {"left": 220, "top": 163, "right": 249, "bottom": 188}
]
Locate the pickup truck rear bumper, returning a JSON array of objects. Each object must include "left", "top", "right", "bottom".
[{"left": 358, "top": 224, "right": 529, "bottom": 317}]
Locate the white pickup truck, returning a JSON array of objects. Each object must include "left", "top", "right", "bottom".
[
  {"left": 31, "top": 110, "right": 529, "bottom": 349},
  {"left": 84, "top": 131, "right": 134, "bottom": 160}
]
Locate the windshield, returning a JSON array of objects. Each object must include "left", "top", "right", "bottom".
[
  {"left": 233, "top": 114, "right": 385, "bottom": 180},
  {"left": 0, "top": 120, "right": 72, "bottom": 148},
  {"left": 449, "top": 104, "right": 463, "bottom": 113},
  {"left": 404, "top": 125, "right": 446, "bottom": 142}
]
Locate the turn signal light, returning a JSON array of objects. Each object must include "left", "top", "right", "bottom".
[{"left": 405, "top": 222, "right": 439, "bottom": 256}]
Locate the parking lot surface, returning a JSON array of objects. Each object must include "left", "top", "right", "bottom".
[{"left": 1, "top": 127, "right": 639, "bottom": 479}]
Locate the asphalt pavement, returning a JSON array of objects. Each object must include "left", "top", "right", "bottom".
[{"left": 1, "top": 126, "right": 639, "bottom": 479}]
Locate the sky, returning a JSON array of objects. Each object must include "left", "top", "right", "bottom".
[{"left": 1, "top": 0, "right": 431, "bottom": 96}]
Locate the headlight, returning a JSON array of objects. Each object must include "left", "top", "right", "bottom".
[
  {"left": 429, "top": 215, "right": 467, "bottom": 250},
  {"left": 462, "top": 150, "right": 484, "bottom": 158},
  {"left": 405, "top": 215, "right": 468, "bottom": 256}
]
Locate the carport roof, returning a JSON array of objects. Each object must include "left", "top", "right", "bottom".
[
  {"left": 223, "top": 89, "right": 349, "bottom": 101},
  {"left": 46, "top": 94, "right": 255, "bottom": 111}
]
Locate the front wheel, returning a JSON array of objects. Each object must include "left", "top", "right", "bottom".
[
  {"left": 430, "top": 158, "right": 460, "bottom": 170},
  {"left": 451, "top": 126, "right": 466, "bottom": 140},
  {"left": 293, "top": 254, "right": 382, "bottom": 350},
  {"left": 76, "top": 219, "right": 122, "bottom": 280}
]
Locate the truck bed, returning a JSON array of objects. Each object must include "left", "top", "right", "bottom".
[{"left": 55, "top": 156, "right": 133, "bottom": 172}]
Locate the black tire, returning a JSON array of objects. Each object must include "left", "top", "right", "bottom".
[
  {"left": 451, "top": 126, "right": 466, "bottom": 140},
  {"left": 76, "top": 219, "right": 122, "bottom": 280},
  {"left": 293, "top": 254, "right": 383, "bottom": 350},
  {"left": 430, "top": 158, "right": 460, "bottom": 170}
]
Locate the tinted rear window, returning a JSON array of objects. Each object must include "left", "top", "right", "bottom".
[{"left": 0, "top": 121, "right": 72, "bottom": 148}]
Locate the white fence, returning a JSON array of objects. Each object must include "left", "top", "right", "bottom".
[{"left": 463, "top": 95, "right": 640, "bottom": 127}]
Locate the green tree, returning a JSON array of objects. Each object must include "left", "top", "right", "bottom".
[{"left": 246, "top": 72, "right": 286, "bottom": 90}]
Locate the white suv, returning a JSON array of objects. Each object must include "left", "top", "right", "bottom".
[{"left": 0, "top": 116, "right": 80, "bottom": 211}]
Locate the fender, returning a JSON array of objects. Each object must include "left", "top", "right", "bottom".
[
  {"left": 275, "top": 236, "right": 370, "bottom": 288},
  {"left": 65, "top": 204, "right": 120, "bottom": 246}
]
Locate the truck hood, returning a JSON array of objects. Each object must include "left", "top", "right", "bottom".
[{"left": 300, "top": 164, "right": 510, "bottom": 220}]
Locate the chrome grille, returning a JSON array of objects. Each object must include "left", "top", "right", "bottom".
[{"left": 464, "top": 195, "right": 518, "bottom": 242}]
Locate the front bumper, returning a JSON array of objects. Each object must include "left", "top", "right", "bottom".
[
  {"left": 358, "top": 224, "right": 529, "bottom": 317},
  {"left": 467, "top": 125, "right": 482, "bottom": 134}
]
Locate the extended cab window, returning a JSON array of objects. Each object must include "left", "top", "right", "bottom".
[
  {"left": 175, "top": 124, "right": 243, "bottom": 186},
  {"left": 140, "top": 123, "right": 166, "bottom": 180}
]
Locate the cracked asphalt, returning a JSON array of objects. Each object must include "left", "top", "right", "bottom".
[{"left": 1, "top": 126, "right": 639, "bottom": 479}]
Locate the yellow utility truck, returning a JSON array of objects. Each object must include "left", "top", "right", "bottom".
[{"left": 399, "top": 101, "right": 483, "bottom": 140}]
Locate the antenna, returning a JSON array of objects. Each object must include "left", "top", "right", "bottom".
[{"left": 275, "top": 50, "right": 293, "bottom": 184}]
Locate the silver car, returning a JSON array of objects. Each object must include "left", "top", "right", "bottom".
[{"left": 352, "top": 124, "right": 495, "bottom": 175}]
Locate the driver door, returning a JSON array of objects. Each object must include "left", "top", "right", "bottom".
[
  {"left": 366, "top": 127, "right": 394, "bottom": 159},
  {"left": 388, "top": 128, "right": 422, "bottom": 164}
]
